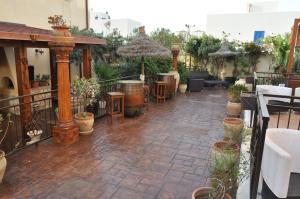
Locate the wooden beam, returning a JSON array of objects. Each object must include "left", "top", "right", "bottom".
[
  {"left": 287, "top": 19, "right": 300, "bottom": 74},
  {"left": 14, "top": 46, "right": 32, "bottom": 143},
  {"left": 83, "top": 47, "right": 92, "bottom": 78}
]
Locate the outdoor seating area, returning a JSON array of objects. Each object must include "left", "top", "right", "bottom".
[{"left": 1, "top": 1, "right": 300, "bottom": 199}]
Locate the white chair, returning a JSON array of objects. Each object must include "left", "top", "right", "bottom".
[
  {"left": 294, "top": 87, "right": 300, "bottom": 103},
  {"left": 261, "top": 128, "right": 300, "bottom": 198}
]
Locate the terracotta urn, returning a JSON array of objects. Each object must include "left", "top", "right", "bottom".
[
  {"left": 0, "top": 150, "right": 7, "bottom": 184},
  {"left": 74, "top": 112, "right": 94, "bottom": 135},
  {"left": 226, "top": 102, "right": 242, "bottom": 117},
  {"left": 223, "top": 118, "right": 244, "bottom": 144},
  {"left": 179, "top": 84, "right": 187, "bottom": 93},
  {"left": 212, "top": 141, "right": 240, "bottom": 162},
  {"left": 192, "top": 187, "right": 232, "bottom": 199}
]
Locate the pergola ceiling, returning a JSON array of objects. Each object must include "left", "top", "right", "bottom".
[{"left": 0, "top": 21, "right": 106, "bottom": 48}]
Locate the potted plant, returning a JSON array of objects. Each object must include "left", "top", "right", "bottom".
[
  {"left": 223, "top": 118, "right": 244, "bottom": 145},
  {"left": 72, "top": 78, "right": 100, "bottom": 135},
  {"left": 26, "top": 130, "right": 43, "bottom": 145},
  {"left": 39, "top": 74, "right": 50, "bottom": 86},
  {"left": 0, "top": 113, "right": 13, "bottom": 183},
  {"left": 179, "top": 71, "right": 187, "bottom": 93},
  {"left": 226, "top": 84, "right": 248, "bottom": 117},
  {"left": 31, "top": 74, "right": 41, "bottom": 88}
]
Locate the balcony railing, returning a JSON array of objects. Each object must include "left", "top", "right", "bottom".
[{"left": 0, "top": 75, "right": 139, "bottom": 155}]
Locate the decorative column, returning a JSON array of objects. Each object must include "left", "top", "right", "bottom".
[
  {"left": 287, "top": 19, "right": 300, "bottom": 74},
  {"left": 83, "top": 47, "right": 92, "bottom": 78},
  {"left": 48, "top": 16, "right": 79, "bottom": 145},
  {"left": 170, "top": 44, "right": 180, "bottom": 92},
  {"left": 15, "top": 46, "right": 32, "bottom": 143}
]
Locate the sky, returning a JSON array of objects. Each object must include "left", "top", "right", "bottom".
[{"left": 90, "top": 0, "right": 300, "bottom": 33}]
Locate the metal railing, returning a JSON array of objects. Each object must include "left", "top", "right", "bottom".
[
  {"left": 250, "top": 92, "right": 300, "bottom": 199},
  {"left": 0, "top": 75, "right": 139, "bottom": 155}
]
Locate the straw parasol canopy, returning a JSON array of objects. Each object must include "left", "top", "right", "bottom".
[
  {"left": 208, "top": 41, "right": 239, "bottom": 57},
  {"left": 117, "top": 26, "right": 171, "bottom": 79}
]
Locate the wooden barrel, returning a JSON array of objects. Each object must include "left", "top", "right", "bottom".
[
  {"left": 157, "top": 73, "right": 176, "bottom": 99},
  {"left": 118, "top": 80, "right": 144, "bottom": 116}
]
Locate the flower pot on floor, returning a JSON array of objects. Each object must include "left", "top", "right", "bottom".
[
  {"left": 192, "top": 187, "right": 232, "bottom": 199},
  {"left": 212, "top": 141, "right": 240, "bottom": 162},
  {"left": 223, "top": 118, "right": 244, "bottom": 144},
  {"left": 74, "top": 112, "right": 94, "bottom": 135},
  {"left": 179, "top": 84, "right": 187, "bottom": 93},
  {"left": 0, "top": 150, "right": 7, "bottom": 184},
  {"left": 31, "top": 82, "right": 39, "bottom": 88},
  {"left": 226, "top": 102, "right": 242, "bottom": 117}
]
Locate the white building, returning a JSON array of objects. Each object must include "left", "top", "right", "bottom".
[
  {"left": 206, "top": 1, "right": 300, "bottom": 41},
  {"left": 90, "top": 11, "right": 141, "bottom": 37}
]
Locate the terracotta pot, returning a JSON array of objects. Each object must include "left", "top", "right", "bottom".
[
  {"left": 31, "top": 82, "right": 39, "bottom": 88},
  {"left": 192, "top": 187, "right": 232, "bottom": 199},
  {"left": 223, "top": 118, "right": 244, "bottom": 144},
  {"left": 212, "top": 141, "right": 240, "bottom": 162},
  {"left": 179, "top": 84, "right": 187, "bottom": 93},
  {"left": 226, "top": 102, "right": 242, "bottom": 117},
  {"left": 0, "top": 150, "right": 7, "bottom": 184},
  {"left": 39, "top": 81, "right": 49, "bottom": 86},
  {"left": 74, "top": 112, "right": 94, "bottom": 135}
]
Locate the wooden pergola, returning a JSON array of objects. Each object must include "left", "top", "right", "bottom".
[{"left": 0, "top": 21, "right": 106, "bottom": 145}]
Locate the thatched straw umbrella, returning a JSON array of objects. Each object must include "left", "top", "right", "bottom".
[
  {"left": 117, "top": 26, "right": 171, "bottom": 80},
  {"left": 208, "top": 41, "right": 239, "bottom": 78}
]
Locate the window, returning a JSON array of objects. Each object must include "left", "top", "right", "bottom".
[{"left": 254, "top": 31, "right": 265, "bottom": 44}]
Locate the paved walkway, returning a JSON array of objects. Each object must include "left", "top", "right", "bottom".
[{"left": 0, "top": 90, "right": 227, "bottom": 199}]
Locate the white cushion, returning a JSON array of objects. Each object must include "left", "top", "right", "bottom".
[
  {"left": 261, "top": 128, "right": 300, "bottom": 198},
  {"left": 294, "top": 87, "right": 300, "bottom": 103},
  {"left": 256, "top": 85, "right": 292, "bottom": 103}
]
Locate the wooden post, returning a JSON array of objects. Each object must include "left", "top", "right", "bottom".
[
  {"left": 287, "top": 19, "right": 300, "bottom": 74},
  {"left": 83, "top": 47, "right": 92, "bottom": 78},
  {"left": 15, "top": 46, "right": 32, "bottom": 142},
  {"left": 49, "top": 26, "right": 79, "bottom": 145}
]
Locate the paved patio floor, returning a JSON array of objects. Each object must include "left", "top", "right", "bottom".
[{"left": 0, "top": 90, "right": 227, "bottom": 199}]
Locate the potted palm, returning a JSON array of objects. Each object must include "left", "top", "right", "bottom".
[
  {"left": 179, "top": 71, "right": 187, "bottom": 93},
  {"left": 72, "top": 78, "right": 100, "bottom": 135},
  {"left": 226, "top": 84, "right": 248, "bottom": 117},
  {"left": 0, "top": 113, "right": 13, "bottom": 183},
  {"left": 39, "top": 74, "right": 50, "bottom": 86}
]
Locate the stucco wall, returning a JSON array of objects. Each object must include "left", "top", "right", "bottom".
[{"left": 0, "top": 0, "right": 87, "bottom": 30}]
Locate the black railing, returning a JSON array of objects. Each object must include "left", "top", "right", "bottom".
[
  {"left": 0, "top": 90, "right": 58, "bottom": 155},
  {"left": 250, "top": 92, "right": 300, "bottom": 199},
  {"left": 0, "top": 75, "right": 139, "bottom": 155}
]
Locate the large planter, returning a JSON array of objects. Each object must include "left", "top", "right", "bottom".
[
  {"left": 226, "top": 102, "right": 242, "bottom": 117},
  {"left": 192, "top": 187, "right": 232, "bottom": 199},
  {"left": 74, "top": 112, "right": 94, "bottom": 135},
  {"left": 179, "top": 84, "right": 187, "bottom": 93},
  {"left": 223, "top": 118, "right": 244, "bottom": 144},
  {"left": 0, "top": 150, "right": 7, "bottom": 184},
  {"left": 212, "top": 141, "right": 240, "bottom": 162}
]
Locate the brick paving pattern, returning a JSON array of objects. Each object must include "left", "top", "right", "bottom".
[{"left": 0, "top": 90, "right": 227, "bottom": 199}]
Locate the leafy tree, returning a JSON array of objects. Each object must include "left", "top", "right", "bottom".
[
  {"left": 242, "top": 42, "right": 266, "bottom": 72},
  {"left": 150, "top": 28, "right": 184, "bottom": 49},
  {"left": 264, "top": 34, "right": 290, "bottom": 72},
  {"left": 185, "top": 34, "right": 221, "bottom": 70}
]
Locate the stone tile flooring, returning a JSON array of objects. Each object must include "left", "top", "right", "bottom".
[{"left": 0, "top": 90, "right": 227, "bottom": 199}]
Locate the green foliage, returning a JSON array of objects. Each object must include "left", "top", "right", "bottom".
[
  {"left": 228, "top": 84, "right": 248, "bottom": 103},
  {"left": 150, "top": 28, "right": 184, "bottom": 49},
  {"left": 178, "top": 62, "right": 188, "bottom": 84},
  {"left": 94, "top": 63, "right": 120, "bottom": 81},
  {"left": 210, "top": 153, "right": 239, "bottom": 194},
  {"left": 242, "top": 42, "right": 266, "bottom": 72},
  {"left": 185, "top": 34, "right": 221, "bottom": 69},
  {"left": 118, "top": 57, "right": 172, "bottom": 77},
  {"left": 72, "top": 78, "right": 100, "bottom": 107},
  {"left": 264, "top": 34, "right": 290, "bottom": 72}
]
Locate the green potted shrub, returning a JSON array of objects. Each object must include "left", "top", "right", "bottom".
[
  {"left": 72, "top": 78, "right": 100, "bottom": 135},
  {"left": 179, "top": 70, "right": 188, "bottom": 93},
  {"left": 0, "top": 114, "right": 13, "bottom": 183},
  {"left": 226, "top": 84, "right": 248, "bottom": 117}
]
